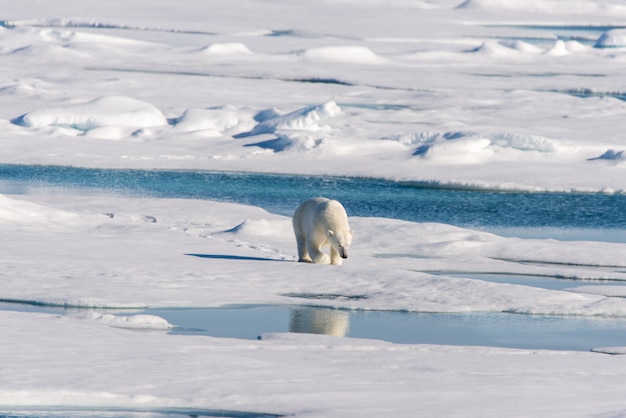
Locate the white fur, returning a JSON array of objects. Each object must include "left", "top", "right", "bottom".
[{"left": 292, "top": 197, "right": 354, "bottom": 265}]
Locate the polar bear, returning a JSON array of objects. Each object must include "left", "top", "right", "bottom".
[{"left": 292, "top": 197, "right": 354, "bottom": 265}]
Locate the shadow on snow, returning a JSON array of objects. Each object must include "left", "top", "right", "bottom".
[{"left": 185, "top": 253, "right": 291, "bottom": 262}]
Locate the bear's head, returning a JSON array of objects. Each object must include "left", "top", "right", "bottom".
[{"left": 327, "top": 229, "right": 354, "bottom": 259}]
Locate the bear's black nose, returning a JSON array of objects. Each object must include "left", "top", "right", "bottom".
[{"left": 341, "top": 254, "right": 348, "bottom": 259}]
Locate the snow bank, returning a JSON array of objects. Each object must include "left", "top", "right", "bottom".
[
  {"left": 469, "top": 39, "right": 583, "bottom": 58},
  {"left": 595, "top": 29, "right": 626, "bottom": 48},
  {"left": 172, "top": 109, "right": 221, "bottom": 137},
  {"left": 0, "top": 193, "right": 83, "bottom": 227},
  {"left": 414, "top": 137, "right": 492, "bottom": 163},
  {"left": 589, "top": 149, "right": 625, "bottom": 162},
  {"left": 222, "top": 218, "right": 292, "bottom": 239},
  {"left": 382, "top": 131, "right": 465, "bottom": 146},
  {"left": 172, "top": 106, "right": 254, "bottom": 137},
  {"left": 498, "top": 40, "right": 544, "bottom": 54},
  {"left": 74, "top": 312, "right": 174, "bottom": 330},
  {"left": 490, "top": 132, "right": 561, "bottom": 153},
  {"left": 457, "top": 0, "right": 626, "bottom": 15},
  {"left": 294, "top": 46, "right": 385, "bottom": 64},
  {"left": 12, "top": 96, "right": 167, "bottom": 132},
  {"left": 565, "top": 285, "right": 626, "bottom": 298},
  {"left": 543, "top": 39, "right": 570, "bottom": 57},
  {"left": 246, "top": 134, "right": 337, "bottom": 154},
  {"left": 242, "top": 102, "right": 341, "bottom": 137},
  {"left": 468, "top": 41, "right": 531, "bottom": 58},
  {"left": 198, "top": 42, "right": 252, "bottom": 55},
  {"left": 386, "top": 131, "right": 562, "bottom": 160}
]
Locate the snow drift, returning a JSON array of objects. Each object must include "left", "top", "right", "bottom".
[
  {"left": 294, "top": 46, "right": 385, "bottom": 64},
  {"left": 595, "top": 29, "right": 626, "bottom": 48},
  {"left": 240, "top": 101, "right": 341, "bottom": 137},
  {"left": 12, "top": 95, "right": 168, "bottom": 132}
]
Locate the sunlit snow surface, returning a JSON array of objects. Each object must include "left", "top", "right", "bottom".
[{"left": 2, "top": 1, "right": 626, "bottom": 417}]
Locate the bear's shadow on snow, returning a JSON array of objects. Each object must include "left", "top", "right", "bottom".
[{"left": 185, "top": 253, "right": 291, "bottom": 262}]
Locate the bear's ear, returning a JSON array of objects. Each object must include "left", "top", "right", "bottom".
[
  {"left": 349, "top": 229, "right": 355, "bottom": 236},
  {"left": 327, "top": 230, "right": 334, "bottom": 237}
]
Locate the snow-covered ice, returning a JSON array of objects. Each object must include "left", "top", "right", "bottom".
[
  {"left": 2, "top": 190, "right": 626, "bottom": 416},
  {"left": 2, "top": 0, "right": 626, "bottom": 190},
  {"left": 2, "top": 0, "right": 626, "bottom": 416},
  {"left": 3, "top": 191, "right": 625, "bottom": 312}
]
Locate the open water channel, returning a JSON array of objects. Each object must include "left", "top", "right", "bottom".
[{"left": 2, "top": 163, "right": 626, "bottom": 352}]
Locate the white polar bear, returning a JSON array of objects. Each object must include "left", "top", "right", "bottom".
[{"left": 292, "top": 197, "right": 354, "bottom": 265}]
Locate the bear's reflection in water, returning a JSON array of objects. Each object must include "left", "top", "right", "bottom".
[{"left": 289, "top": 307, "right": 349, "bottom": 337}]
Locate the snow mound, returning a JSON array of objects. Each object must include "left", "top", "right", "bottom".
[
  {"left": 588, "top": 149, "right": 625, "bottom": 161},
  {"left": 414, "top": 137, "right": 492, "bottom": 163},
  {"left": 37, "top": 26, "right": 157, "bottom": 48},
  {"left": 0, "top": 194, "right": 82, "bottom": 226},
  {"left": 456, "top": 0, "right": 626, "bottom": 14},
  {"left": 75, "top": 312, "right": 174, "bottom": 330},
  {"left": 224, "top": 219, "right": 273, "bottom": 235},
  {"left": 498, "top": 40, "right": 544, "bottom": 54},
  {"left": 0, "top": 82, "right": 40, "bottom": 96},
  {"left": 12, "top": 95, "right": 167, "bottom": 132},
  {"left": 468, "top": 41, "right": 535, "bottom": 58},
  {"left": 246, "top": 133, "right": 335, "bottom": 154},
  {"left": 456, "top": 0, "right": 511, "bottom": 9},
  {"left": 253, "top": 108, "right": 282, "bottom": 122},
  {"left": 468, "top": 39, "right": 585, "bottom": 57},
  {"left": 490, "top": 132, "right": 561, "bottom": 152},
  {"left": 565, "top": 286, "right": 626, "bottom": 298},
  {"left": 173, "top": 106, "right": 253, "bottom": 137},
  {"left": 595, "top": 29, "right": 626, "bottom": 48},
  {"left": 543, "top": 40, "right": 570, "bottom": 56},
  {"left": 199, "top": 42, "right": 253, "bottom": 55},
  {"left": 294, "top": 46, "right": 384, "bottom": 64},
  {"left": 387, "top": 131, "right": 561, "bottom": 158},
  {"left": 9, "top": 43, "right": 83, "bottom": 59},
  {"left": 223, "top": 218, "right": 291, "bottom": 238},
  {"left": 383, "top": 131, "right": 467, "bottom": 146},
  {"left": 563, "top": 40, "right": 588, "bottom": 53},
  {"left": 242, "top": 101, "right": 341, "bottom": 137}
]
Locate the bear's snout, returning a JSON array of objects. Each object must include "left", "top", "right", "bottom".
[{"left": 341, "top": 249, "right": 348, "bottom": 259}]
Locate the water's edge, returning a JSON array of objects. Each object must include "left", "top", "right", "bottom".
[
  {"left": 3, "top": 301, "right": 626, "bottom": 352},
  {"left": 3, "top": 164, "right": 626, "bottom": 351},
  {"left": 2, "top": 164, "right": 626, "bottom": 237}
]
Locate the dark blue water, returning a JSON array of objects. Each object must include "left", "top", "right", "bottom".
[{"left": 1, "top": 164, "right": 625, "bottom": 231}]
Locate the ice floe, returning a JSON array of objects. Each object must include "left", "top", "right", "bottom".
[{"left": 3, "top": 0, "right": 626, "bottom": 416}]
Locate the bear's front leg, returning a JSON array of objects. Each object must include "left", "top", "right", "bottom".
[
  {"left": 330, "top": 247, "right": 343, "bottom": 266},
  {"left": 296, "top": 232, "right": 312, "bottom": 262},
  {"left": 308, "top": 240, "right": 330, "bottom": 264}
]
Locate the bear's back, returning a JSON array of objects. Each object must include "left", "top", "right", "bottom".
[{"left": 294, "top": 197, "right": 348, "bottom": 228}]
